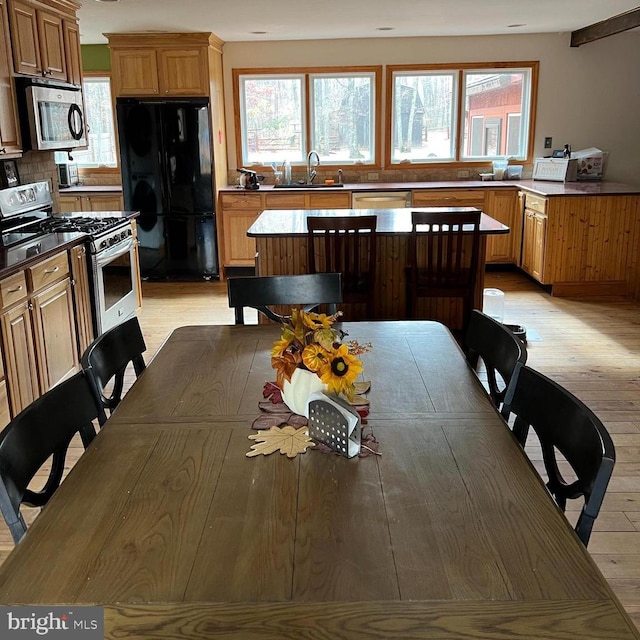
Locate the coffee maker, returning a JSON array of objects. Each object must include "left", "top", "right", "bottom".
[{"left": 237, "top": 168, "right": 264, "bottom": 190}]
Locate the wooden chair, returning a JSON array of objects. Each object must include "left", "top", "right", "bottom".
[
  {"left": 465, "top": 309, "right": 527, "bottom": 418},
  {"left": 81, "top": 317, "right": 147, "bottom": 424},
  {"left": 0, "top": 372, "right": 105, "bottom": 544},
  {"left": 406, "top": 210, "right": 481, "bottom": 334},
  {"left": 508, "top": 365, "right": 615, "bottom": 547},
  {"left": 227, "top": 273, "right": 343, "bottom": 324},
  {"left": 307, "top": 215, "right": 377, "bottom": 318}
]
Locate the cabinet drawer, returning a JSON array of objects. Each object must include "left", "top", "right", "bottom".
[
  {"left": 0, "top": 272, "right": 28, "bottom": 309},
  {"left": 263, "top": 193, "right": 305, "bottom": 209},
  {"left": 28, "top": 252, "right": 69, "bottom": 292},
  {"left": 220, "top": 193, "right": 263, "bottom": 209},
  {"left": 412, "top": 190, "right": 486, "bottom": 207},
  {"left": 308, "top": 192, "right": 351, "bottom": 209},
  {"left": 523, "top": 192, "right": 547, "bottom": 214}
]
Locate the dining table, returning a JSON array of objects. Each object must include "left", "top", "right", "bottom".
[{"left": 0, "top": 321, "right": 637, "bottom": 640}]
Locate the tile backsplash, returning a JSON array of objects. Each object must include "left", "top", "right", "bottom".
[{"left": 15, "top": 151, "right": 60, "bottom": 209}]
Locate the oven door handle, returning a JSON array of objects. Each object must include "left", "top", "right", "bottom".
[{"left": 95, "top": 237, "right": 134, "bottom": 267}]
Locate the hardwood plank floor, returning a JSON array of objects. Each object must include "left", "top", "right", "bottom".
[{"left": 3, "top": 270, "right": 640, "bottom": 629}]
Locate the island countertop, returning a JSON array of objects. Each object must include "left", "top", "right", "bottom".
[{"left": 248, "top": 207, "right": 509, "bottom": 237}]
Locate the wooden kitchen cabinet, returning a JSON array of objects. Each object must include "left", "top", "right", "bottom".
[
  {"left": 484, "top": 189, "right": 519, "bottom": 263},
  {"left": 0, "top": 0, "right": 21, "bottom": 156},
  {"left": 108, "top": 34, "right": 217, "bottom": 97},
  {"left": 62, "top": 18, "right": 81, "bottom": 86},
  {"left": 59, "top": 192, "right": 124, "bottom": 212},
  {"left": 7, "top": 0, "right": 81, "bottom": 83},
  {"left": 412, "top": 188, "right": 486, "bottom": 208},
  {"left": 0, "top": 249, "right": 79, "bottom": 416},
  {"left": 69, "top": 244, "right": 93, "bottom": 357},
  {"left": 219, "top": 190, "right": 352, "bottom": 274},
  {"left": 521, "top": 192, "right": 548, "bottom": 283}
]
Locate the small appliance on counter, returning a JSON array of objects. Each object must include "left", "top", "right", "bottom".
[
  {"left": 238, "top": 168, "right": 264, "bottom": 190},
  {"left": 56, "top": 162, "right": 79, "bottom": 187}
]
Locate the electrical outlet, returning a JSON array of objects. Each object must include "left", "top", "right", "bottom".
[
  {"left": 544, "top": 137, "right": 553, "bottom": 149},
  {"left": 367, "top": 172, "right": 379, "bottom": 181},
  {"left": 457, "top": 170, "right": 470, "bottom": 178}
]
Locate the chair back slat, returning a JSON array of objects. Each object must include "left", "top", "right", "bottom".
[
  {"left": 408, "top": 210, "right": 481, "bottom": 332},
  {"left": 307, "top": 216, "right": 377, "bottom": 318},
  {"left": 227, "top": 273, "right": 343, "bottom": 325}
]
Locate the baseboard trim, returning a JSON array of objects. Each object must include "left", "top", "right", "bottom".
[{"left": 551, "top": 280, "right": 628, "bottom": 297}]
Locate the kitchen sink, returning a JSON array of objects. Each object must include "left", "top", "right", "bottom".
[{"left": 274, "top": 183, "right": 344, "bottom": 188}]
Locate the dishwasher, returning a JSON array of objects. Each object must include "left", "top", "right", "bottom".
[{"left": 352, "top": 191, "right": 412, "bottom": 209}]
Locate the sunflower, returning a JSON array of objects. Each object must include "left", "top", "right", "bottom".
[
  {"left": 302, "top": 343, "right": 330, "bottom": 372},
  {"left": 302, "top": 311, "right": 334, "bottom": 330},
  {"left": 319, "top": 343, "right": 364, "bottom": 399}
]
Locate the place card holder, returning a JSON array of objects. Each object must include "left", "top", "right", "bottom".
[{"left": 306, "top": 391, "right": 361, "bottom": 458}]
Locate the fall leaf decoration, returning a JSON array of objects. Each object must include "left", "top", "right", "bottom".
[{"left": 247, "top": 425, "right": 315, "bottom": 458}]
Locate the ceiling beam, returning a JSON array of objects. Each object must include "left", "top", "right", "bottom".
[{"left": 571, "top": 7, "right": 640, "bottom": 47}]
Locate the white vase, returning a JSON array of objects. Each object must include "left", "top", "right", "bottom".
[{"left": 281, "top": 367, "right": 327, "bottom": 417}]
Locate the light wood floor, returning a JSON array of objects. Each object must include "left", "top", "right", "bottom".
[{"left": 3, "top": 270, "right": 640, "bottom": 627}]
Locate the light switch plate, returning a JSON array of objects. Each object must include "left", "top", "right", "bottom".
[{"left": 544, "top": 137, "right": 553, "bottom": 149}]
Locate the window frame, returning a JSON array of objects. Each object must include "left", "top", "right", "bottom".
[
  {"left": 76, "top": 72, "right": 120, "bottom": 178},
  {"left": 386, "top": 61, "right": 538, "bottom": 167},
  {"left": 233, "top": 66, "right": 383, "bottom": 170}
]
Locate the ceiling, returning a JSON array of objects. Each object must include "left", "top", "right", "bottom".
[{"left": 77, "top": 0, "right": 640, "bottom": 45}]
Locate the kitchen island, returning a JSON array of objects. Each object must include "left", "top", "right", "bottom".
[{"left": 248, "top": 207, "right": 508, "bottom": 329}]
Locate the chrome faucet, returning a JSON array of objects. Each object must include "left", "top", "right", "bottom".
[{"left": 306, "top": 150, "right": 320, "bottom": 184}]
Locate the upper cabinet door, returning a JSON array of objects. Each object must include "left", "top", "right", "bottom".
[
  {"left": 111, "top": 49, "right": 160, "bottom": 96},
  {"left": 158, "top": 48, "right": 209, "bottom": 96},
  {"left": 36, "top": 9, "right": 66, "bottom": 80},
  {"left": 63, "top": 19, "right": 82, "bottom": 87},
  {"left": 8, "top": 0, "right": 41, "bottom": 76},
  {"left": 0, "top": 0, "right": 21, "bottom": 154}
]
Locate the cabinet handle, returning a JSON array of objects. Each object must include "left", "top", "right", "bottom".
[
  {"left": 44, "top": 266, "right": 60, "bottom": 274},
  {"left": 7, "top": 285, "right": 22, "bottom": 293},
  {"left": 77, "top": 248, "right": 86, "bottom": 258},
  {"left": 0, "top": 148, "right": 5, "bottom": 154},
  {"left": 153, "top": 89, "right": 158, "bottom": 93},
  {"left": 28, "top": 302, "right": 33, "bottom": 311}
]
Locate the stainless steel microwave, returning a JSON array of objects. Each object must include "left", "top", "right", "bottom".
[{"left": 23, "top": 82, "right": 87, "bottom": 151}]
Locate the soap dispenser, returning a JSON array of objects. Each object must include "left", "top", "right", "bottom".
[{"left": 283, "top": 159, "right": 291, "bottom": 185}]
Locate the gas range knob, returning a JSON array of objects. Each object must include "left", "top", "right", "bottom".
[
  {"left": 120, "top": 231, "right": 128, "bottom": 240},
  {"left": 100, "top": 240, "right": 107, "bottom": 249}
]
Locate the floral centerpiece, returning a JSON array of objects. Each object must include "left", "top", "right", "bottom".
[{"left": 270, "top": 309, "right": 364, "bottom": 416}]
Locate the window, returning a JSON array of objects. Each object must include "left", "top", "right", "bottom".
[
  {"left": 388, "top": 62, "right": 537, "bottom": 165},
  {"left": 73, "top": 75, "right": 118, "bottom": 169},
  {"left": 235, "top": 67, "right": 381, "bottom": 168}
]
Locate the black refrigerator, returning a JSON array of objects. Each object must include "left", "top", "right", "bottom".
[{"left": 116, "top": 97, "right": 218, "bottom": 279}]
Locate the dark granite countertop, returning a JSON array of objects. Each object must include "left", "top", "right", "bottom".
[
  {"left": 247, "top": 208, "right": 509, "bottom": 237},
  {"left": 221, "top": 179, "right": 640, "bottom": 196}
]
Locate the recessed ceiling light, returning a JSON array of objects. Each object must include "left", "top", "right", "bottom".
[
  {"left": 507, "top": 23, "right": 526, "bottom": 28},
  {"left": 95, "top": 0, "right": 120, "bottom": 3},
  {"left": 376, "top": 27, "right": 395, "bottom": 31},
  {"left": 251, "top": 31, "right": 268, "bottom": 35}
]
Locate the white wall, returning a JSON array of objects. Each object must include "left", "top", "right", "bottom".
[{"left": 222, "top": 31, "right": 640, "bottom": 184}]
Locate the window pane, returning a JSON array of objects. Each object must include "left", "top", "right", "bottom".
[
  {"left": 241, "top": 76, "right": 304, "bottom": 164},
  {"left": 74, "top": 77, "right": 117, "bottom": 168},
  {"left": 462, "top": 70, "right": 529, "bottom": 160},
  {"left": 391, "top": 72, "right": 455, "bottom": 163},
  {"left": 310, "top": 74, "right": 374, "bottom": 164}
]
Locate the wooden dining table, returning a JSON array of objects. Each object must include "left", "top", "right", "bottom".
[{"left": 0, "top": 321, "right": 637, "bottom": 640}]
